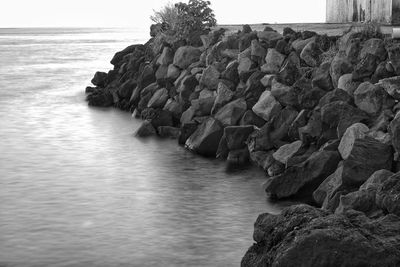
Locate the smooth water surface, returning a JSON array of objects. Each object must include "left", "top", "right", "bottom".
[{"left": 0, "top": 28, "right": 291, "bottom": 267}]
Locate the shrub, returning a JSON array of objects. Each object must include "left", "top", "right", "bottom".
[{"left": 150, "top": 0, "right": 217, "bottom": 46}]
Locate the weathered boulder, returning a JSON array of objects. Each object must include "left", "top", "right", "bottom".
[
  {"left": 261, "top": 49, "right": 285, "bottom": 74},
  {"left": 354, "top": 82, "right": 394, "bottom": 115},
  {"left": 214, "top": 98, "right": 247, "bottom": 127},
  {"left": 221, "top": 60, "right": 239, "bottom": 85},
  {"left": 360, "top": 38, "right": 387, "bottom": 61},
  {"left": 167, "top": 64, "right": 181, "bottom": 81},
  {"left": 378, "top": 76, "right": 400, "bottom": 100},
  {"left": 250, "top": 39, "right": 266, "bottom": 62},
  {"left": 278, "top": 52, "right": 301, "bottom": 86},
  {"left": 240, "top": 110, "right": 266, "bottom": 127},
  {"left": 242, "top": 204, "right": 400, "bottom": 267},
  {"left": 330, "top": 51, "right": 353, "bottom": 88},
  {"left": 338, "top": 123, "right": 369, "bottom": 160},
  {"left": 318, "top": 88, "right": 352, "bottom": 108},
  {"left": 300, "top": 40, "right": 322, "bottom": 67},
  {"left": 257, "top": 31, "right": 283, "bottom": 46},
  {"left": 173, "top": 46, "right": 202, "bottom": 69},
  {"left": 376, "top": 172, "right": 400, "bottom": 216},
  {"left": 185, "top": 117, "right": 223, "bottom": 157},
  {"left": 147, "top": 88, "right": 169, "bottom": 109},
  {"left": 211, "top": 82, "right": 234, "bottom": 115},
  {"left": 312, "top": 61, "right": 333, "bottom": 91},
  {"left": 224, "top": 125, "right": 255, "bottom": 151},
  {"left": 178, "top": 121, "right": 198, "bottom": 145},
  {"left": 238, "top": 57, "right": 256, "bottom": 82},
  {"left": 337, "top": 73, "right": 360, "bottom": 96},
  {"left": 264, "top": 150, "right": 341, "bottom": 199},
  {"left": 270, "top": 80, "right": 298, "bottom": 107},
  {"left": 86, "top": 89, "right": 114, "bottom": 107},
  {"left": 110, "top": 44, "right": 142, "bottom": 66},
  {"left": 250, "top": 150, "right": 275, "bottom": 171},
  {"left": 91, "top": 71, "right": 108, "bottom": 87},
  {"left": 291, "top": 37, "right": 314, "bottom": 54},
  {"left": 157, "top": 47, "right": 174, "bottom": 66},
  {"left": 199, "top": 65, "right": 220, "bottom": 90},
  {"left": 135, "top": 120, "right": 156, "bottom": 137},
  {"left": 191, "top": 96, "right": 216, "bottom": 117},
  {"left": 352, "top": 54, "right": 379, "bottom": 81},
  {"left": 252, "top": 91, "right": 282, "bottom": 122},
  {"left": 272, "top": 140, "right": 303, "bottom": 165}
]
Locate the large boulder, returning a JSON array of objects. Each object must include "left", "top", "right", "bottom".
[
  {"left": 147, "top": 88, "right": 169, "bottom": 109},
  {"left": 337, "top": 73, "right": 360, "bottom": 96},
  {"left": 199, "top": 65, "right": 220, "bottom": 90},
  {"left": 173, "top": 46, "right": 202, "bottom": 69},
  {"left": 338, "top": 123, "right": 369, "bottom": 160},
  {"left": 390, "top": 111, "right": 400, "bottom": 155},
  {"left": 271, "top": 80, "right": 298, "bottom": 107},
  {"left": 185, "top": 117, "right": 224, "bottom": 157},
  {"left": 91, "top": 71, "right": 108, "bottom": 87},
  {"left": 330, "top": 51, "right": 353, "bottom": 88},
  {"left": 312, "top": 61, "right": 334, "bottom": 91},
  {"left": 272, "top": 140, "right": 303, "bottom": 165},
  {"left": 264, "top": 150, "right": 341, "bottom": 199},
  {"left": 224, "top": 125, "right": 255, "bottom": 151},
  {"left": 252, "top": 91, "right": 282, "bottom": 122},
  {"left": 214, "top": 98, "right": 247, "bottom": 127},
  {"left": 360, "top": 38, "right": 387, "bottom": 61},
  {"left": 300, "top": 40, "right": 322, "bottom": 67},
  {"left": 240, "top": 110, "right": 266, "bottom": 127},
  {"left": 135, "top": 120, "right": 156, "bottom": 137},
  {"left": 157, "top": 47, "right": 174, "bottom": 66},
  {"left": 377, "top": 76, "right": 400, "bottom": 100},
  {"left": 354, "top": 82, "right": 394, "bottom": 115},
  {"left": 242, "top": 205, "right": 400, "bottom": 267},
  {"left": 211, "top": 82, "right": 235, "bottom": 115},
  {"left": 86, "top": 89, "right": 114, "bottom": 107},
  {"left": 261, "top": 49, "right": 285, "bottom": 74},
  {"left": 278, "top": 52, "right": 301, "bottom": 86}
]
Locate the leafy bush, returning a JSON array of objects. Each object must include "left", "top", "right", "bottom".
[{"left": 150, "top": 0, "right": 217, "bottom": 45}]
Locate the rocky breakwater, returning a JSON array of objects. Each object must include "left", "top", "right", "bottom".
[{"left": 85, "top": 24, "right": 400, "bottom": 266}]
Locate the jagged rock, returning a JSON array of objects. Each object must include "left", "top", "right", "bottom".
[
  {"left": 376, "top": 172, "right": 400, "bottom": 216},
  {"left": 238, "top": 57, "right": 256, "bottom": 82},
  {"left": 270, "top": 80, "right": 297, "bottom": 107},
  {"left": 330, "top": 51, "right": 353, "bottom": 88},
  {"left": 155, "top": 65, "right": 168, "bottom": 84},
  {"left": 352, "top": 54, "right": 379, "bottom": 81},
  {"left": 388, "top": 44, "right": 400, "bottom": 75},
  {"left": 318, "top": 88, "right": 352, "bottom": 108},
  {"left": 275, "top": 39, "right": 290, "bottom": 55},
  {"left": 163, "top": 99, "right": 184, "bottom": 120},
  {"left": 178, "top": 75, "right": 199, "bottom": 102},
  {"left": 191, "top": 96, "right": 216, "bottom": 117},
  {"left": 252, "top": 90, "right": 282, "bottom": 122},
  {"left": 298, "top": 110, "right": 322, "bottom": 144},
  {"left": 260, "top": 74, "right": 276, "bottom": 87},
  {"left": 199, "top": 89, "right": 216, "bottom": 99},
  {"left": 118, "top": 79, "right": 136, "bottom": 99},
  {"left": 221, "top": 60, "right": 239, "bottom": 85},
  {"left": 178, "top": 121, "right": 198, "bottom": 145},
  {"left": 250, "top": 150, "right": 275, "bottom": 171},
  {"left": 372, "top": 61, "right": 394, "bottom": 83},
  {"left": 200, "top": 65, "right": 220, "bottom": 90},
  {"left": 91, "top": 71, "right": 108, "bottom": 87},
  {"left": 267, "top": 161, "right": 285, "bottom": 177},
  {"left": 227, "top": 148, "right": 250, "bottom": 165},
  {"left": 354, "top": 82, "right": 394, "bottom": 115},
  {"left": 257, "top": 31, "right": 283, "bottom": 46},
  {"left": 378, "top": 76, "right": 400, "bottom": 100},
  {"left": 240, "top": 110, "right": 266, "bottom": 127},
  {"left": 157, "top": 47, "right": 174, "bottom": 66},
  {"left": 86, "top": 90, "right": 113, "bottom": 107},
  {"left": 135, "top": 120, "right": 156, "bottom": 137},
  {"left": 111, "top": 44, "right": 141, "bottom": 66},
  {"left": 173, "top": 46, "right": 202, "bottom": 69},
  {"left": 272, "top": 140, "right": 303, "bottom": 165},
  {"left": 360, "top": 38, "right": 387, "bottom": 61},
  {"left": 224, "top": 125, "right": 254, "bottom": 151},
  {"left": 288, "top": 109, "right": 309, "bottom": 140},
  {"left": 390, "top": 111, "right": 400, "bottom": 155},
  {"left": 185, "top": 117, "right": 223, "bottom": 157},
  {"left": 312, "top": 61, "right": 333, "bottom": 91},
  {"left": 239, "top": 32, "right": 258, "bottom": 52},
  {"left": 278, "top": 52, "right": 301, "bottom": 86},
  {"left": 242, "top": 204, "right": 400, "bottom": 267},
  {"left": 338, "top": 123, "right": 369, "bottom": 160},
  {"left": 147, "top": 88, "right": 169, "bottom": 109},
  {"left": 264, "top": 150, "right": 340, "bottom": 199},
  {"left": 214, "top": 98, "right": 247, "bottom": 127},
  {"left": 211, "top": 82, "right": 234, "bottom": 114},
  {"left": 157, "top": 126, "right": 181, "bottom": 139},
  {"left": 250, "top": 39, "right": 266, "bottom": 61},
  {"left": 261, "top": 49, "right": 285, "bottom": 74},
  {"left": 291, "top": 37, "right": 314, "bottom": 54},
  {"left": 243, "top": 71, "right": 266, "bottom": 108},
  {"left": 300, "top": 40, "right": 322, "bottom": 67},
  {"left": 337, "top": 73, "right": 360, "bottom": 96},
  {"left": 180, "top": 107, "right": 195, "bottom": 124}
]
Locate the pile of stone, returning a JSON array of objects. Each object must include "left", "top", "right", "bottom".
[{"left": 86, "top": 24, "right": 400, "bottom": 265}]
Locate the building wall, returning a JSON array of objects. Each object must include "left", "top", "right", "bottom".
[
  {"left": 326, "top": 0, "right": 394, "bottom": 24},
  {"left": 393, "top": 0, "right": 400, "bottom": 24}
]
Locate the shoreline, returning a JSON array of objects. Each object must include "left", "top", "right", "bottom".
[{"left": 85, "top": 23, "right": 400, "bottom": 266}]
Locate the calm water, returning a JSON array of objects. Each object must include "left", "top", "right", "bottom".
[{"left": 0, "top": 28, "right": 290, "bottom": 267}]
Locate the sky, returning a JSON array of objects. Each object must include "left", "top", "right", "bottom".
[{"left": 0, "top": 0, "right": 326, "bottom": 28}]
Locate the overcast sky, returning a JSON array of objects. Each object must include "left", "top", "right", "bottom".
[{"left": 0, "top": 0, "right": 326, "bottom": 28}]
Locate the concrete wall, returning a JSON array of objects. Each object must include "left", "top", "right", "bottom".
[
  {"left": 393, "top": 0, "right": 400, "bottom": 24},
  {"left": 326, "top": 0, "right": 394, "bottom": 24}
]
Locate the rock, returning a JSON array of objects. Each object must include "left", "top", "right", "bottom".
[
  {"left": 360, "top": 38, "right": 387, "bottom": 61},
  {"left": 257, "top": 31, "right": 283, "bottom": 46},
  {"left": 390, "top": 111, "right": 400, "bottom": 155},
  {"left": 242, "top": 204, "right": 400, "bottom": 267},
  {"left": 243, "top": 71, "right": 266, "bottom": 108},
  {"left": 163, "top": 99, "right": 184, "bottom": 120},
  {"left": 312, "top": 61, "right": 333, "bottom": 91},
  {"left": 378, "top": 76, "right": 400, "bottom": 100},
  {"left": 167, "top": 64, "right": 181, "bottom": 81},
  {"left": 227, "top": 148, "right": 250, "bottom": 165},
  {"left": 288, "top": 109, "right": 309, "bottom": 140},
  {"left": 330, "top": 51, "right": 353, "bottom": 89},
  {"left": 85, "top": 86, "right": 97, "bottom": 94},
  {"left": 191, "top": 96, "right": 216, "bottom": 117},
  {"left": 199, "top": 65, "right": 220, "bottom": 90},
  {"left": 178, "top": 75, "right": 199, "bottom": 102},
  {"left": 271, "top": 80, "right": 298, "bottom": 107},
  {"left": 178, "top": 121, "right": 198, "bottom": 145},
  {"left": 352, "top": 54, "right": 379, "bottom": 82},
  {"left": 275, "top": 39, "right": 290, "bottom": 55},
  {"left": 111, "top": 44, "right": 141, "bottom": 66},
  {"left": 155, "top": 65, "right": 168, "bottom": 84},
  {"left": 224, "top": 125, "right": 254, "bottom": 151},
  {"left": 278, "top": 52, "right": 300, "bottom": 86},
  {"left": 173, "top": 46, "right": 202, "bottom": 69},
  {"left": 147, "top": 88, "right": 169, "bottom": 109},
  {"left": 252, "top": 91, "right": 282, "bottom": 122},
  {"left": 338, "top": 123, "right": 369, "bottom": 160},
  {"left": 240, "top": 110, "right": 266, "bottom": 127},
  {"left": 157, "top": 47, "right": 174, "bottom": 66},
  {"left": 211, "top": 82, "right": 235, "bottom": 115},
  {"left": 337, "top": 73, "right": 360, "bottom": 96},
  {"left": 221, "top": 60, "right": 239, "bottom": 85},
  {"left": 250, "top": 150, "right": 275, "bottom": 171},
  {"left": 361, "top": 169, "right": 394, "bottom": 191},
  {"left": 118, "top": 79, "right": 136, "bottom": 99},
  {"left": 261, "top": 49, "right": 285, "bottom": 74},
  {"left": 272, "top": 140, "right": 303, "bottom": 165},
  {"left": 157, "top": 126, "right": 180, "bottom": 139},
  {"left": 180, "top": 107, "right": 195, "bottom": 124},
  {"left": 91, "top": 71, "right": 108, "bottom": 87},
  {"left": 354, "top": 82, "right": 394, "bottom": 115},
  {"left": 260, "top": 74, "right": 276, "bottom": 87},
  {"left": 214, "top": 98, "right": 247, "bottom": 127},
  {"left": 137, "top": 65, "right": 156, "bottom": 90},
  {"left": 86, "top": 90, "right": 114, "bottom": 107},
  {"left": 291, "top": 37, "right": 314, "bottom": 54},
  {"left": 283, "top": 27, "right": 296, "bottom": 37},
  {"left": 264, "top": 150, "right": 340, "bottom": 199},
  {"left": 199, "top": 89, "right": 216, "bottom": 99},
  {"left": 388, "top": 44, "right": 400, "bottom": 75},
  {"left": 135, "top": 120, "right": 156, "bottom": 137},
  {"left": 300, "top": 40, "right": 322, "bottom": 67},
  {"left": 238, "top": 57, "right": 256, "bottom": 82},
  {"left": 242, "top": 24, "right": 252, "bottom": 33},
  {"left": 239, "top": 32, "right": 258, "bottom": 52},
  {"left": 185, "top": 117, "right": 224, "bottom": 157},
  {"left": 372, "top": 61, "right": 394, "bottom": 83},
  {"left": 318, "top": 88, "right": 352, "bottom": 108},
  {"left": 250, "top": 39, "right": 266, "bottom": 62},
  {"left": 376, "top": 171, "right": 400, "bottom": 216},
  {"left": 302, "top": 30, "right": 317, "bottom": 39}
]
